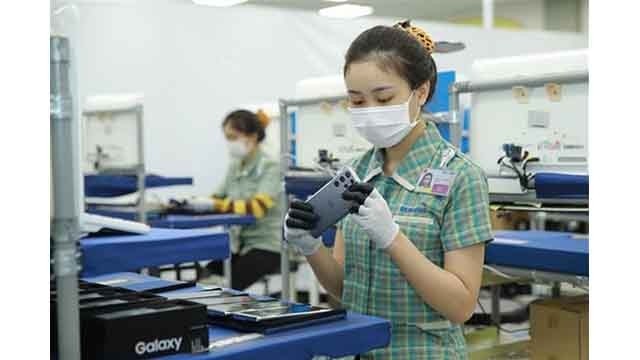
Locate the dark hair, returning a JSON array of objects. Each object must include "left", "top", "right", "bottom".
[
  {"left": 222, "top": 109, "right": 266, "bottom": 143},
  {"left": 344, "top": 25, "right": 438, "bottom": 103}
]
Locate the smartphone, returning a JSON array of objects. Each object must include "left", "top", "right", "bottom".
[
  {"left": 305, "top": 166, "right": 361, "bottom": 238},
  {"left": 208, "top": 300, "right": 283, "bottom": 316},
  {"left": 231, "top": 304, "right": 334, "bottom": 322},
  {"left": 192, "top": 295, "right": 253, "bottom": 307}
]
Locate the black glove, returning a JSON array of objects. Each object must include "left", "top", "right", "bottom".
[
  {"left": 168, "top": 198, "right": 187, "bottom": 209},
  {"left": 285, "top": 200, "right": 318, "bottom": 230},
  {"left": 342, "top": 182, "right": 375, "bottom": 213}
]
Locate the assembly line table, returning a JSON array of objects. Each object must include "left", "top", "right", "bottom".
[
  {"left": 151, "top": 214, "right": 257, "bottom": 229},
  {"left": 80, "top": 228, "right": 230, "bottom": 277},
  {"left": 483, "top": 230, "right": 589, "bottom": 324},
  {"left": 85, "top": 206, "right": 162, "bottom": 221},
  {"left": 486, "top": 230, "right": 588, "bottom": 280},
  {"left": 83, "top": 272, "right": 392, "bottom": 359},
  {"left": 149, "top": 213, "right": 256, "bottom": 285},
  {"left": 85, "top": 207, "right": 256, "bottom": 283},
  {"left": 84, "top": 174, "right": 193, "bottom": 197},
  {"left": 86, "top": 207, "right": 257, "bottom": 228}
]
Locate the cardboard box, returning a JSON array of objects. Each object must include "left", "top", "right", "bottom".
[{"left": 530, "top": 295, "right": 588, "bottom": 360}]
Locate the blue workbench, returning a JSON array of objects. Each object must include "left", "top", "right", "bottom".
[
  {"left": 80, "top": 228, "right": 230, "bottom": 277},
  {"left": 151, "top": 214, "right": 256, "bottom": 229},
  {"left": 85, "top": 206, "right": 162, "bottom": 221},
  {"left": 85, "top": 174, "right": 193, "bottom": 197},
  {"left": 82, "top": 272, "right": 391, "bottom": 359},
  {"left": 534, "top": 172, "right": 589, "bottom": 200},
  {"left": 486, "top": 230, "right": 588, "bottom": 276},
  {"left": 85, "top": 206, "right": 256, "bottom": 228},
  {"left": 318, "top": 228, "right": 589, "bottom": 276}
]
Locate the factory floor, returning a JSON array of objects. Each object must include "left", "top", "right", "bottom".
[{"left": 465, "top": 291, "right": 533, "bottom": 360}]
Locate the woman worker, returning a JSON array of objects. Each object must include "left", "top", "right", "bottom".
[
  {"left": 180, "top": 109, "right": 282, "bottom": 291},
  {"left": 284, "top": 21, "right": 493, "bottom": 359}
]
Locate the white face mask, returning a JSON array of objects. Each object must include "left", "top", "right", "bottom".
[
  {"left": 349, "top": 91, "right": 419, "bottom": 148},
  {"left": 227, "top": 139, "right": 250, "bottom": 159}
]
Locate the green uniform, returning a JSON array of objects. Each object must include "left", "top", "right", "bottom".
[
  {"left": 339, "top": 120, "right": 493, "bottom": 359},
  {"left": 214, "top": 149, "right": 282, "bottom": 255}
]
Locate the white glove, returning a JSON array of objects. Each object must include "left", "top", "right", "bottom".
[
  {"left": 284, "top": 216, "right": 322, "bottom": 256},
  {"left": 184, "top": 197, "right": 215, "bottom": 212},
  {"left": 351, "top": 189, "right": 400, "bottom": 249},
  {"left": 284, "top": 201, "right": 323, "bottom": 256}
]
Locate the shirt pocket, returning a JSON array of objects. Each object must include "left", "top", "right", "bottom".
[
  {"left": 414, "top": 322, "right": 467, "bottom": 359},
  {"left": 414, "top": 325, "right": 465, "bottom": 359},
  {"left": 394, "top": 213, "right": 444, "bottom": 266},
  {"left": 372, "top": 213, "right": 444, "bottom": 292}
]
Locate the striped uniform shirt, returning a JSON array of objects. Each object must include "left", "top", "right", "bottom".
[
  {"left": 214, "top": 149, "right": 282, "bottom": 255},
  {"left": 339, "top": 120, "right": 493, "bottom": 359}
]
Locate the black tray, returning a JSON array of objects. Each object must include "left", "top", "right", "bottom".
[{"left": 208, "top": 305, "right": 347, "bottom": 334}]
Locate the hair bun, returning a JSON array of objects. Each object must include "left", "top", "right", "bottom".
[
  {"left": 393, "top": 20, "right": 435, "bottom": 55},
  {"left": 255, "top": 109, "right": 271, "bottom": 129}
]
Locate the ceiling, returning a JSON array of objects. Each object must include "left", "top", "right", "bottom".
[{"left": 243, "top": 0, "right": 526, "bottom": 22}]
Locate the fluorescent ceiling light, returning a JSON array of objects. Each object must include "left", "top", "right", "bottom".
[
  {"left": 323, "top": 0, "right": 349, "bottom": 3},
  {"left": 318, "top": 4, "right": 374, "bottom": 19},
  {"left": 192, "top": 0, "right": 248, "bottom": 7}
]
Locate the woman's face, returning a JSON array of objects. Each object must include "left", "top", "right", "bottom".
[
  {"left": 344, "top": 60, "right": 429, "bottom": 121},
  {"left": 223, "top": 123, "right": 257, "bottom": 151}
]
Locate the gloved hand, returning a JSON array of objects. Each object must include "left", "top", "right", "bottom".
[
  {"left": 284, "top": 200, "right": 323, "bottom": 256},
  {"left": 342, "top": 183, "right": 400, "bottom": 250},
  {"left": 168, "top": 197, "right": 215, "bottom": 213}
]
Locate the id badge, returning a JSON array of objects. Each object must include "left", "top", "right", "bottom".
[{"left": 416, "top": 168, "right": 457, "bottom": 197}]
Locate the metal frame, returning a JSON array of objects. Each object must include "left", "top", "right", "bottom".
[
  {"left": 451, "top": 70, "right": 590, "bottom": 328},
  {"left": 83, "top": 104, "right": 147, "bottom": 224},
  {"left": 278, "top": 95, "right": 347, "bottom": 301},
  {"left": 489, "top": 192, "right": 589, "bottom": 206},
  {"left": 51, "top": 35, "right": 81, "bottom": 360},
  {"left": 484, "top": 264, "right": 588, "bottom": 288},
  {"left": 448, "top": 70, "right": 589, "bottom": 149},
  {"left": 483, "top": 264, "right": 589, "bottom": 325}
]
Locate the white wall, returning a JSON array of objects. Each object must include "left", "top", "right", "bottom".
[
  {"left": 453, "top": 0, "right": 546, "bottom": 30},
  {"left": 580, "top": 0, "right": 589, "bottom": 33},
  {"left": 497, "top": 0, "right": 545, "bottom": 29},
  {"left": 55, "top": 0, "right": 587, "bottom": 195}
]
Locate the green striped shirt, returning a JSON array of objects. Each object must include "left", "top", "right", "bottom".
[
  {"left": 214, "top": 149, "right": 282, "bottom": 255},
  {"left": 339, "top": 120, "right": 492, "bottom": 359}
]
